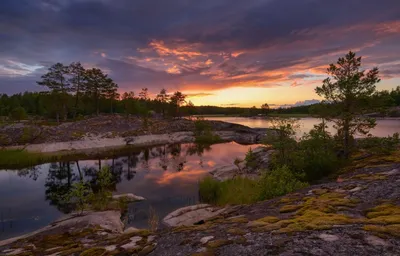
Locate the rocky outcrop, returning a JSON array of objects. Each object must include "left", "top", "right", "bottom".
[
  {"left": 163, "top": 204, "right": 227, "bottom": 227},
  {"left": 1, "top": 159, "right": 399, "bottom": 256},
  {"left": 210, "top": 146, "right": 274, "bottom": 181},
  {"left": 0, "top": 211, "right": 123, "bottom": 247}
]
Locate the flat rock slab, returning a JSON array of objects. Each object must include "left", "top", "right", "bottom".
[{"left": 163, "top": 204, "right": 227, "bottom": 227}]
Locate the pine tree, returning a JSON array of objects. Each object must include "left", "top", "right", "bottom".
[
  {"left": 69, "top": 62, "right": 86, "bottom": 118},
  {"left": 315, "top": 51, "right": 380, "bottom": 158},
  {"left": 37, "top": 63, "right": 71, "bottom": 121}
]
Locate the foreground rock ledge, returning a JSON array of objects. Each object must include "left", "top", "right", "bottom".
[
  {"left": 163, "top": 204, "right": 227, "bottom": 227},
  {"left": 0, "top": 211, "right": 123, "bottom": 247}
]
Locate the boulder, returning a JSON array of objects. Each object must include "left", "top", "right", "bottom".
[
  {"left": 209, "top": 165, "right": 240, "bottom": 181},
  {"left": 163, "top": 204, "right": 226, "bottom": 227}
]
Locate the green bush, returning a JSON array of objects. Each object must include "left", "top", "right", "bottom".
[
  {"left": 257, "top": 165, "right": 308, "bottom": 201},
  {"left": 244, "top": 147, "right": 257, "bottom": 168},
  {"left": 10, "top": 106, "right": 27, "bottom": 121},
  {"left": 267, "top": 121, "right": 342, "bottom": 182},
  {"left": 357, "top": 133, "right": 400, "bottom": 155},
  {"left": 67, "top": 180, "right": 93, "bottom": 215},
  {"left": 194, "top": 117, "right": 222, "bottom": 144},
  {"left": 194, "top": 131, "right": 222, "bottom": 144},
  {"left": 199, "top": 176, "right": 259, "bottom": 205},
  {"left": 90, "top": 166, "right": 114, "bottom": 210},
  {"left": 199, "top": 165, "right": 308, "bottom": 206}
]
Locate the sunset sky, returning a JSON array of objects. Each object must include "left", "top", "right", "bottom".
[{"left": 1, "top": 0, "right": 399, "bottom": 107}]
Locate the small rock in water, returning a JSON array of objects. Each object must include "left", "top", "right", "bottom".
[
  {"left": 318, "top": 233, "right": 339, "bottom": 242},
  {"left": 200, "top": 236, "right": 215, "bottom": 244},
  {"left": 365, "top": 235, "right": 388, "bottom": 247}
]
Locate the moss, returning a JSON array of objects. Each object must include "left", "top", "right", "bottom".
[
  {"left": 366, "top": 204, "right": 400, "bottom": 218},
  {"left": 80, "top": 247, "right": 106, "bottom": 256},
  {"left": 279, "top": 204, "right": 303, "bottom": 213},
  {"left": 224, "top": 217, "right": 249, "bottom": 224},
  {"left": 363, "top": 224, "right": 400, "bottom": 237},
  {"left": 57, "top": 246, "right": 83, "bottom": 256},
  {"left": 191, "top": 250, "right": 215, "bottom": 256},
  {"left": 365, "top": 203, "right": 400, "bottom": 224},
  {"left": 253, "top": 191, "right": 362, "bottom": 234},
  {"left": 233, "top": 236, "right": 247, "bottom": 245},
  {"left": 138, "top": 244, "right": 156, "bottom": 256},
  {"left": 227, "top": 228, "right": 246, "bottom": 235},
  {"left": 256, "top": 216, "right": 280, "bottom": 224},
  {"left": 207, "top": 239, "right": 233, "bottom": 249},
  {"left": 351, "top": 174, "right": 387, "bottom": 181},
  {"left": 312, "top": 189, "right": 329, "bottom": 195},
  {"left": 173, "top": 224, "right": 212, "bottom": 233}
]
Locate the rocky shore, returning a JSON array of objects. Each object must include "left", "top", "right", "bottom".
[
  {"left": 0, "top": 115, "right": 269, "bottom": 155},
  {"left": 1, "top": 152, "right": 399, "bottom": 255}
]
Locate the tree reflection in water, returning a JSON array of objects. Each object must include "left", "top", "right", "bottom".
[{"left": 17, "top": 143, "right": 210, "bottom": 213}]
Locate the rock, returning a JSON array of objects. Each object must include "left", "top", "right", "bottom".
[
  {"left": 365, "top": 235, "right": 388, "bottom": 247},
  {"left": 196, "top": 247, "right": 208, "bottom": 253},
  {"left": 148, "top": 235, "right": 156, "bottom": 243},
  {"left": 163, "top": 204, "right": 227, "bottom": 227},
  {"left": 200, "top": 236, "right": 214, "bottom": 244},
  {"left": 210, "top": 165, "right": 239, "bottom": 181},
  {"left": 349, "top": 186, "right": 362, "bottom": 192},
  {"left": 124, "top": 227, "right": 140, "bottom": 234},
  {"left": 139, "top": 244, "right": 156, "bottom": 255},
  {"left": 384, "top": 169, "right": 399, "bottom": 176},
  {"left": 112, "top": 193, "right": 145, "bottom": 201},
  {"left": 0, "top": 211, "right": 123, "bottom": 247},
  {"left": 4, "top": 248, "right": 25, "bottom": 255},
  {"left": 105, "top": 245, "right": 117, "bottom": 251},
  {"left": 318, "top": 233, "right": 339, "bottom": 242},
  {"left": 121, "top": 236, "right": 142, "bottom": 250}
]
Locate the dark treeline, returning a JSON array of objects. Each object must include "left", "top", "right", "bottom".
[
  {"left": 1, "top": 61, "right": 400, "bottom": 121},
  {"left": 0, "top": 62, "right": 189, "bottom": 122}
]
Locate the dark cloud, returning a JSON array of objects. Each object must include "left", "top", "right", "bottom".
[{"left": 0, "top": 0, "right": 399, "bottom": 97}]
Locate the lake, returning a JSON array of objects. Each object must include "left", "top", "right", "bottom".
[
  {"left": 0, "top": 142, "right": 253, "bottom": 240},
  {"left": 1, "top": 117, "right": 398, "bottom": 240},
  {"left": 203, "top": 117, "right": 400, "bottom": 137}
]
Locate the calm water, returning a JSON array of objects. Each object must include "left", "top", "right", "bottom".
[
  {"left": 204, "top": 117, "right": 400, "bottom": 137},
  {"left": 0, "top": 142, "right": 253, "bottom": 240}
]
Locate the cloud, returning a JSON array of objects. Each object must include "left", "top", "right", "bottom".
[
  {"left": 186, "top": 92, "right": 214, "bottom": 97},
  {"left": 293, "top": 99, "right": 320, "bottom": 107},
  {"left": 0, "top": 0, "right": 399, "bottom": 105}
]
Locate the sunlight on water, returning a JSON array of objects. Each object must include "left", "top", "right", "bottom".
[{"left": 0, "top": 142, "right": 254, "bottom": 240}]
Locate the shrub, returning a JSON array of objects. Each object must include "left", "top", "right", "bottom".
[
  {"left": 68, "top": 180, "right": 93, "bottom": 215},
  {"left": 199, "top": 166, "right": 308, "bottom": 206},
  {"left": 244, "top": 147, "right": 257, "bottom": 169},
  {"left": 90, "top": 166, "right": 114, "bottom": 210},
  {"left": 357, "top": 133, "right": 400, "bottom": 155},
  {"left": 257, "top": 165, "right": 308, "bottom": 201},
  {"left": 10, "top": 106, "right": 27, "bottom": 121},
  {"left": 194, "top": 117, "right": 222, "bottom": 144}
]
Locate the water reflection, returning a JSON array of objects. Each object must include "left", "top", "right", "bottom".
[{"left": 0, "top": 142, "right": 252, "bottom": 240}]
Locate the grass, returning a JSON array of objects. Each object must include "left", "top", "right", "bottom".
[
  {"left": 199, "top": 166, "right": 308, "bottom": 206},
  {"left": 199, "top": 176, "right": 259, "bottom": 205},
  {"left": 0, "top": 149, "right": 62, "bottom": 169}
]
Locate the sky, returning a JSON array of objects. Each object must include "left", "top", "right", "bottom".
[{"left": 0, "top": 0, "right": 400, "bottom": 107}]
